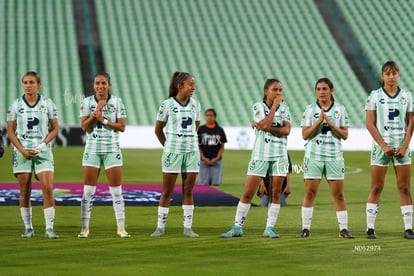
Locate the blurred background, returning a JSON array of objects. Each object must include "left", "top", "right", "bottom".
[{"left": 1, "top": 0, "right": 413, "bottom": 148}]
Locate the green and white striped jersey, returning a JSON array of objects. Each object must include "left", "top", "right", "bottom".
[
  {"left": 156, "top": 97, "right": 201, "bottom": 153},
  {"left": 7, "top": 94, "right": 58, "bottom": 151},
  {"left": 251, "top": 101, "right": 290, "bottom": 161},
  {"left": 301, "top": 101, "right": 349, "bottom": 161},
  {"left": 80, "top": 94, "right": 126, "bottom": 153},
  {"left": 365, "top": 87, "right": 414, "bottom": 148}
]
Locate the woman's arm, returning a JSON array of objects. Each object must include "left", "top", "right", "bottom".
[
  {"left": 323, "top": 114, "right": 348, "bottom": 140},
  {"left": 395, "top": 112, "right": 414, "bottom": 157},
  {"left": 154, "top": 120, "right": 166, "bottom": 146},
  {"left": 366, "top": 110, "right": 393, "bottom": 155},
  {"left": 7, "top": 121, "right": 32, "bottom": 159},
  {"left": 302, "top": 111, "right": 324, "bottom": 140}
]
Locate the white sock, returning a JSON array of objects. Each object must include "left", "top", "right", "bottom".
[
  {"left": 81, "top": 185, "right": 96, "bottom": 230},
  {"left": 20, "top": 207, "right": 33, "bottom": 230},
  {"left": 400, "top": 205, "right": 413, "bottom": 230},
  {"left": 110, "top": 186, "right": 125, "bottom": 229},
  {"left": 43, "top": 207, "right": 55, "bottom": 229},
  {"left": 336, "top": 210, "right": 348, "bottom": 230},
  {"left": 266, "top": 203, "right": 280, "bottom": 228},
  {"left": 183, "top": 205, "right": 194, "bottom": 229},
  {"left": 235, "top": 201, "right": 251, "bottom": 227},
  {"left": 366, "top": 203, "right": 379, "bottom": 229},
  {"left": 157, "top": 207, "right": 169, "bottom": 229},
  {"left": 302, "top": 206, "right": 314, "bottom": 230}
]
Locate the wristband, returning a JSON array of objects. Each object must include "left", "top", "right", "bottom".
[
  {"left": 103, "top": 119, "right": 109, "bottom": 125},
  {"left": 35, "top": 142, "right": 47, "bottom": 153}
]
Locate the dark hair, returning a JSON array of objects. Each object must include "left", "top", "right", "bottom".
[
  {"left": 22, "top": 71, "right": 41, "bottom": 84},
  {"left": 205, "top": 108, "right": 220, "bottom": 126},
  {"left": 315, "top": 77, "right": 335, "bottom": 101},
  {"left": 169, "top": 71, "right": 192, "bottom": 97},
  {"left": 381, "top": 61, "right": 399, "bottom": 86},
  {"left": 263, "top": 78, "right": 281, "bottom": 101},
  {"left": 93, "top": 71, "right": 111, "bottom": 85},
  {"left": 382, "top": 60, "right": 399, "bottom": 74}
]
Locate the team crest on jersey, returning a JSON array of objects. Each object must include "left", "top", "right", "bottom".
[
  {"left": 333, "top": 110, "right": 340, "bottom": 119},
  {"left": 108, "top": 104, "right": 116, "bottom": 113},
  {"left": 164, "top": 157, "right": 171, "bottom": 167},
  {"left": 400, "top": 96, "right": 407, "bottom": 105},
  {"left": 249, "top": 161, "right": 256, "bottom": 170},
  {"left": 40, "top": 104, "right": 47, "bottom": 113}
]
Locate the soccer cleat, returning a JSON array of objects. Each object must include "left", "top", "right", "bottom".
[
  {"left": 339, "top": 229, "right": 355, "bottom": 239},
  {"left": 77, "top": 228, "right": 89, "bottom": 238},
  {"left": 150, "top": 227, "right": 165, "bottom": 238},
  {"left": 366, "top": 228, "right": 376, "bottom": 239},
  {"left": 21, "top": 228, "right": 34, "bottom": 238},
  {"left": 262, "top": 227, "right": 280, "bottom": 238},
  {"left": 45, "top": 228, "right": 59, "bottom": 239},
  {"left": 117, "top": 228, "right": 131, "bottom": 238},
  {"left": 220, "top": 226, "right": 243, "bottom": 238},
  {"left": 403, "top": 229, "right": 414, "bottom": 240},
  {"left": 296, "top": 229, "right": 310, "bottom": 238},
  {"left": 183, "top": 228, "right": 199, "bottom": 238}
]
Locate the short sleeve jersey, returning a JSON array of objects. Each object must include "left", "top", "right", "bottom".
[
  {"left": 251, "top": 101, "right": 290, "bottom": 161},
  {"left": 7, "top": 94, "right": 58, "bottom": 151},
  {"left": 301, "top": 101, "right": 349, "bottom": 161},
  {"left": 198, "top": 124, "right": 227, "bottom": 159},
  {"left": 365, "top": 87, "right": 414, "bottom": 148},
  {"left": 156, "top": 97, "right": 201, "bottom": 154},
  {"left": 80, "top": 94, "right": 126, "bottom": 153}
]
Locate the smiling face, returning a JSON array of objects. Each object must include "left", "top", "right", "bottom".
[
  {"left": 178, "top": 76, "right": 195, "bottom": 98},
  {"left": 93, "top": 75, "right": 111, "bottom": 99}
]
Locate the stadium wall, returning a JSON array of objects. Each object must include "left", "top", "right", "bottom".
[{"left": 2, "top": 126, "right": 413, "bottom": 151}]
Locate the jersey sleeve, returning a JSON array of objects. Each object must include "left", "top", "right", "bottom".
[
  {"left": 281, "top": 104, "right": 291, "bottom": 123},
  {"left": 80, "top": 97, "right": 90, "bottom": 118},
  {"left": 220, "top": 127, "right": 228, "bottom": 143},
  {"left": 365, "top": 90, "right": 377, "bottom": 111},
  {"left": 6, "top": 100, "right": 17, "bottom": 121},
  {"left": 117, "top": 97, "right": 127, "bottom": 119},
  {"left": 47, "top": 98, "right": 58, "bottom": 119},
  {"left": 252, "top": 102, "right": 265, "bottom": 122},
  {"left": 300, "top": 105, "right": 312, "bottom": 127},
  {"left": 407, "top": 91, "right": 414, "bottom": 113},
  {"left": 194, "top": 99, "right": 201, "bottom": 122},
  {"left": 156, "top": 99, "right": 169, "bottom": 122},
  {"left": 340, "top": 104, "right": 350, "bottom": 127}
]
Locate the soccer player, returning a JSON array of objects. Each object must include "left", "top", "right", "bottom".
[
  {"left": 365, "top": 61, "right": 414, "bottom": 239},
  {"left": 221, "top": 79, "right": 291, "bottom": 238},
  {"left": 78, "top": 72, "right": 130, "bottom": 238},
  {"left": 296, "top": 78, "right": 354, "bottom": 239},
  {"left": 151, "top": 71, "right": 201, "bottom": 238},
  {"left": 7, "top": 71, "right": 59, "bottom": 239},
  {"left": 197, "top": 108, "right": 227, "bottom": 186}
]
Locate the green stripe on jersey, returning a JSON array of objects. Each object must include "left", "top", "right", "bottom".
[
  {"left": 7, "top": 95, "right": 58, "bottom": 151},
  {"left": 80, "top": 94, "right": 126, "bottom": 154},
  {"left": 301, "top": 101, "right": 349, "bottom": 161},
  {"left": 156, "top": 97, "right": 201, "bottom": 154}
]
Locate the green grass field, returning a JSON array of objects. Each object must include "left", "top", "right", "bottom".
[{"left": 0, "top": 148, "right": 413, "bottom": 275}]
